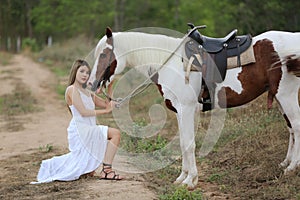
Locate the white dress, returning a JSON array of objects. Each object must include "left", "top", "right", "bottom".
[{"left": 31, "top": 90, "right": 108, "bottom": 184}]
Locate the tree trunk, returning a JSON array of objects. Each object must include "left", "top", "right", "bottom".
[
  {"left": 114, "top": 0, "right": 125, "bottom": 31},
  {"left": 25, "top": 1, "right": 33, "bottom": 38}
]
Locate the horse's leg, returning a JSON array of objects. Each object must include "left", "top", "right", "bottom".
[
  {"left": 276, "top": 78, "right": 300, "bottom": 173},
  {"left": 174, "top": 111, "right": 188, "bottom": 184},
  {"left": 276, "top": 101, "right": 294, "bottom": 168},
  {"left": 174, "top": 104, "right": 198, "bottom": 189},
  {"left": 281, "top": 132, "right": 294, "bottom": 168}
]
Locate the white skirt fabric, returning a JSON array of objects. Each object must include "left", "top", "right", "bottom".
[{"left": 31, "top": 116, "right": 108, "bottom": 184}]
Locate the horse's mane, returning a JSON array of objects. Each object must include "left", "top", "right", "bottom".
[{"left": 113, "top": 32, "right": 182, "bottom": 67}]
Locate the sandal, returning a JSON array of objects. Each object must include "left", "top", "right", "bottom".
[{"left": 99, "top": 163, "right": 123, "bottom": 181}]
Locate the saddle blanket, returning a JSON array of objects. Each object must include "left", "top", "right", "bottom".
[{"left": 227, "top": 42, "right": 256, "bottom": 69}]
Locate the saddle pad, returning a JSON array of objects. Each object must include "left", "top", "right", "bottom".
[{"left": 227, "top": 42, "right": 256, "bottom": 69}]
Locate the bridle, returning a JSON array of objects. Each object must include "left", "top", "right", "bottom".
[{"left": 98, "top": 25, "right": 206, "bottom": 108}]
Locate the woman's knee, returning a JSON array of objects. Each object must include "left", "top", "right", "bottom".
[{"left": 108, "top": 128, "right": 121, "bottom": 141}]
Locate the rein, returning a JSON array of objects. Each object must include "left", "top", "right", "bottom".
[{"left": 101, "top": 25, "right": 206, "bottom": 108}]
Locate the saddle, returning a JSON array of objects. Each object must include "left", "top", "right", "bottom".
[{"left": 185, "top": 23, "right": 253, "bottom": 111}]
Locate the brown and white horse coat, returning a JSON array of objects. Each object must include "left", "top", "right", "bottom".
[{"left": 88, "top": 28, "right": 300, "bottom": 189}]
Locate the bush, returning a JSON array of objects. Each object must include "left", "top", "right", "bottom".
[{"left": 22, "top": 37, "right": 40, "bottom": 52}]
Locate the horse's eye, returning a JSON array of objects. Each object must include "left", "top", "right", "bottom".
[{"left": 100, "top": 53, "right": 106, "bottom": 59}]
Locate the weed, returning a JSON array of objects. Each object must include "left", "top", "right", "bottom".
[
  {"left": 39, "top": 144, "right": 54, "bottom": 153},
  {"left": 159, "top": 186, "right": 203, "bottom": 200},
  {"left": 207, "top": 172, "right": 225, "bottom": 183}
]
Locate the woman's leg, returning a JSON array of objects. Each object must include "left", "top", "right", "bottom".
[
  {"left": 100, "top": 127, "right": 123, "bottom": 180},
  {"left": 103, "top": 127, "right": 121, "bottom": 164}
]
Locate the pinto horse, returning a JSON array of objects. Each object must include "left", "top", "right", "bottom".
[{"left": 88, "top": 27, "right": 300, "bottom": 189}]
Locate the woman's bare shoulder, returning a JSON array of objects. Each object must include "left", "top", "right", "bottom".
[
  {"left": 65, "top": 85, "right": 77, "bottom": 105},
  {"left": 65, "top": 85, "right": 77, "bottom": 94}
]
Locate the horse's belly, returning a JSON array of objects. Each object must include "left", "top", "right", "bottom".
[{"left": 216, "top": 68, "right": 243, "bottom": 95}]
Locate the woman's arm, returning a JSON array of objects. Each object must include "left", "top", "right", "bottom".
[
  {"left": 92, "top": 93, "right": 107, "bottom": 108},
  {"left": 93, "top": 80, "right": 115, "bottom": 108},
  {"left": 66, "top": 86, "right": 111, "bottom": 117}
]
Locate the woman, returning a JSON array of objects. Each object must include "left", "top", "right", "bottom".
[{"left": 32, "top": 59, "right": 123, "bottom": 184}]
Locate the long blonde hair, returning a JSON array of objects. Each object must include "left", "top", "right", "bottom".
[{"left": 68, "top": 59, "right": 91, "bottom": 87}]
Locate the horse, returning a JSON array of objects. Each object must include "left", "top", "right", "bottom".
[{"left": 87, "top": 26, "right": 300, "bottom": 189}]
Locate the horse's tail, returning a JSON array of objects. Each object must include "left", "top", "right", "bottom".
[{"left": 284, "top": 54, "right": 300, "bottom": 77}]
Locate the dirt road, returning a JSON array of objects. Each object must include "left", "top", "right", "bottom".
[{"left": 0, "top": 54, "right": 157, "bottom": 199}]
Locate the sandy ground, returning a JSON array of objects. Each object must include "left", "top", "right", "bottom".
[{"left": 0, "top": 54, "right": 157, "bottom": 200}]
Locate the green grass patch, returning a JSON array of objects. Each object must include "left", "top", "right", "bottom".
[
  {"left": 0, "top": 51, "right": 13, "bottom": 65},
  {"left": 159, "top": 185, "right": 203, "bottom": 200},
  {"left": 0, "top": 83, "right": 41, "bottom": 116},
  {"left": 51, "top": 65, "right": 70, "bottom": 77},
  {"left": 56, "top": 83, "right": 67, "bottom": 98},
  {"left": 120, "top": 125, "right": 168, "bottom": 154}
]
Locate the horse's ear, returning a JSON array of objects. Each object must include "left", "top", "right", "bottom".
[{"left": 106, "top": 27, "right": 113, "bottom": 38}]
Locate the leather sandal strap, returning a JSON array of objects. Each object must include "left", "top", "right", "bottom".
[
  {"left": 103, "top": 163, "right": 112, "bottom": 167},
  {"left": 103, "top": 163, "right": 112, "bottom": 169}
]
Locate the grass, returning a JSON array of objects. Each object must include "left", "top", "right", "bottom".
[
  {"left": 0, "top": 82, "right": 41, "bottom": 132},
  {"left": 200, "top": 95, "right": 300, "bottom": 199},
  {"left": 0, "top": 83, "right": 41, "bottom": 116},
  {"left": 39, "top": 144, "right": 54, "bottom": 153},
  {"left": 0, "top": 51, "right": 13, "bottom": 65},
  {"left": 18, "top": 35, "right": 300, "bottom": 199},
  {"left": 160, "top": 186, "right": 203, "bottom": 200},
  {"left": 120, "top": 121, "right": 168, "bottom": 154}
]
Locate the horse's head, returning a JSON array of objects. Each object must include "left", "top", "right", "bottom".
[{"left": 89, "top": 27, "right": 117, "bottom": 91}]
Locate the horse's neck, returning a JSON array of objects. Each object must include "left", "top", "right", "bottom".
[{"left": 115, "top": 32, "right": 182, "bottom": 73}]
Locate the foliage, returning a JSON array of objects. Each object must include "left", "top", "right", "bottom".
[
  {"left": 22, "top": 37, "right": 40, "bottom": 52},
  {"left": 159, "top": 186, "right": 203, "bottom": 200},
  {"left": 226, "top": 0, "right": 300, "bottom": 34},
  {"left": 2, "top": 0, "right": 300, "bottom": 52}
]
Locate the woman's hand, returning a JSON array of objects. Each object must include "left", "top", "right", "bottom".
[{"left": 105, "top": 101, "right": 115, "bottom": 113}]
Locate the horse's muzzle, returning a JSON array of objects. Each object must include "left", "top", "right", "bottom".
[{"left": 91, "top": 80, "right": 100, "bottom": 91}]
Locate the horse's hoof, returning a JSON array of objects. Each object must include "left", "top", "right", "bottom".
[
  {"left": 182, "top": 180, "right": 196, "bottom": 190},
  {"left": 284, "top": 165, "right": 296, "bottom": 175},
  {"left": 187, "top": 185, "right": 196, "bottom": 191},
  {"left": 284, "top": 168, "right": 292, "bottom": 175},
  {"left": 173, "top": 180, "right": 182, "bottom": 185},
  {"left": 279, "top": 160, "right": 290, "bottom": 168}
]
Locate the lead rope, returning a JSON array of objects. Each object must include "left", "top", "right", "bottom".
[{"left": 102, "top": 25, "right": 206, "bottom": 108}]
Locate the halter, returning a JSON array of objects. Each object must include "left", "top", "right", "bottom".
[{"left": 100, "top": 25, "right": 207, "bottom": 108}]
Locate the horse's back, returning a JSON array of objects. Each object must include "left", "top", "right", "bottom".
[
  {"left": 254, "top": 30, "right": 300, "bottom": 41},
  {"left": 253, "top": 31, "right": 300, "bottom": 57}
]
